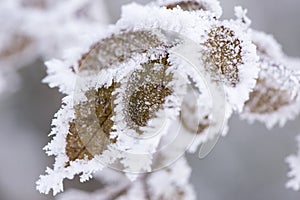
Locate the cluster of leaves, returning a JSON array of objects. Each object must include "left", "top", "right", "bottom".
[{"left": 35, "top": 0, "right": 300, "bottom": 199}]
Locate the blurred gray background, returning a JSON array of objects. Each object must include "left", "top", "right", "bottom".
[{"left": 0, "top": 0, "right": 299, "bottom": 199}]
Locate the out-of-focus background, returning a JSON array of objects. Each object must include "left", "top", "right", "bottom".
[{"left": 0, "top": 0, "right": 299, "bottom": 199}]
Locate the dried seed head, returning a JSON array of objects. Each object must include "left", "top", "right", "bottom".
[
  {"left": 78, "top": 31, "right": 166, "bottom": 72},
  {"left": 65, "top": 83, "right": 118, "bottom": 165},
  {"left": 203, "top": 25, "right": 243, "bottom": 86}
]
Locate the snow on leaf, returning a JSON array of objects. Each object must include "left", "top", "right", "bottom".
[
  {"left": 37, "top": 83, "right": 124, "bottom": 195},
  {"left": 200, "top": 20, "right": 259, "bottom": 111},
  {"left": 203, "top": 25, "right": 242, "bottom": 87},
  {"left": 239, "top": 28, "right": 300, "bottom": 128},
  {"left": 65, "top": 83, "right": 118, "bottom": 166},
  {"left": 77, "top": 30, "right": 168, "bottom": 72},
  {"left": 119, "top": 55, "right": 174, "bottom": 133},
  {"left": 111, "top": 53, "right": 187, "bottom": 177},
  {"left": 241, "top": 58, "right": 300, "bottom": 128},
  {"left": 44, "top": 29, "right": 169, "bottom": 95}
]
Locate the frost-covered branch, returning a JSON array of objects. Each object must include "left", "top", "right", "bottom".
[{"left": 31, "top": 0, "right": 300, "bottom": 198}]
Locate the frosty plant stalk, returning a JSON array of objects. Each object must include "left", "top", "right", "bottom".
[{"left": 34, "top": 0, "right": 300, "bottom": 199}]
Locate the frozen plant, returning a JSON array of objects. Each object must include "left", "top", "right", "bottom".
[{"left": 34, "top": 0, "right": 300, "bottom": 199}]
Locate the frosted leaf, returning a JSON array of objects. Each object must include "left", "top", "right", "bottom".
[
  {"left": 40, "top": 22, "right": 180, "bottom": 191},
  {"left": 112, "top": 54, "right": 187, "bottom": 176},
  {"left": 65, "top": 83, "right": 118, "bottom": 166},
  {"left": 239, "top": 28, "right": 300, "bottom": 128},
  {"left": 241, "top": 58, "right": 300, "bottom": 129},
  {"left": 121, "top": 3, "right": 258, "bottom": 112},
  {"left": 156, "top": 0, "right": 222, "bottom": 18},
  {"left": 201, "top": 21, "right": 259, "bottom": 111},
  {"left": 116, "top": 55, "right": 174, "bottom": 134},
  {"left": 203, "top": 25, "right": 242, "bottom": 86},
  {"left": 44, "top": 29, "right": 169, "bottom": 95},
  {"left": 78, "top": 30, "right": 168, "bottom": 72},
  {"left": 286, "top": 135, "right": 300, "bottom": 190},
  {"left": 37, "top": 83, "right": 124, "bottom": 195}
]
